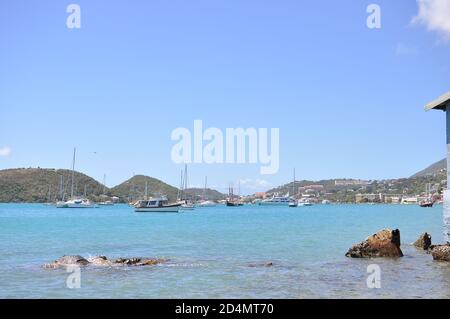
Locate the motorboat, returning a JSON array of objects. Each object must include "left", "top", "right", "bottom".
[
  {"left": 134, "top": 197, "right": 181, "bottom": 213},
  {"left": 180, "top": 202, "right": 195, "bottom": 210},
  {"left": 259, "top": 194, "right": 290, "bottom": 206}
]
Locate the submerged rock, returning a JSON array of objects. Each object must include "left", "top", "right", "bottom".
[
  {"left": 44, "top": 255, "right": 168, "bottom": 269},
  {"left": 248, "top": 262, "right": 274, "bottom": 268},
  {"left": 346, "top": 229, "right": 403, "bottom": 258},
  {"left": 43, "top": 255, "right": 90, "bottom": 269},
  {"left": 413, "top": 233, "right": 432, "bottom": 250},
  {"left": 431, "top": 245, "right": 450, "bottom": 261}
]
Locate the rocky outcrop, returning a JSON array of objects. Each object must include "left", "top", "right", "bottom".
[
  {"left": 413, "top": 233, "right": 432, "bottom": 250},
  {"left": 44, "top": 255, "right": 168, "bottom": 269},
  {"left": 88, "top": 256, "right": 114, "bottom": 266},
  {"left": 431, "top": 245, "right": 450, "bottom": 261},
  {"left": 346, "top": 229, "right": 403, "bottom": 258},
  {"left": 43, "top": 255, "right": 90, "bottom": 269}
]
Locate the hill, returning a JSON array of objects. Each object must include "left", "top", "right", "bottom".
[
  {"left": 110, "top": 175, "right": 179, "bottom": 202},
  {"left": 411, "top": 159, "right": 446, "bottom": 178},
  {"left": 0, "top": 168, "right": 105, "bottom": 203},
  {"left": 184, "top": 188, "right": 227, "bottom": 201},
  {"left": 265, "top": 159, "right": 447, "bottom": 203}
]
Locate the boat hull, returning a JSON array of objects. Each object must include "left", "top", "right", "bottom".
[
  {"left": 135, "top": 206, "right": 180, "bottom": 213},
  {"left": 258, "top": 202, "right": 290, "bottom": 206},
  {"left": 56, "top": 204, "right": 97, "bottom": 208},
  {"left": 135, "top": 202, "right": 181, "bottom": 213}
]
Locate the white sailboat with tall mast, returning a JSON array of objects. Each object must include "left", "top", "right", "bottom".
[
  {"left": 98, "top": 174, "right": 114, "bottom": 206},
  {"left": 289, "top": 169, "right": 298, "bottom": 207},
  {"left": 197, "top": 176, "right": 216, "bottom": 207},
  {"left": 180, "top": 164, "right": 195, "bottom": 210},
  {"left": 56, "top": 148, "right": 96, "bottom": 208}
]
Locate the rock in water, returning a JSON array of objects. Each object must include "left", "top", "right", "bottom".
[
  {"left": 346, "top": 229, "right": 403, "bottom": 258},
  {"left": 431, "top": 245, "right": 450, "bottom": 261},
  {"left": 114, "top": 257, "right": 168, "bottom": 266},
  {"left": 413, "top": 233, "right": 432, "bottom": 250},
  {"left": 88, "top": 256, "right": 113, "bottom": 266},
  {"left": 43, "top": 255, "right": 167, "bottom": 269},
  {"left": 43, "top": 255, "right": 90, "bottom": 269}
]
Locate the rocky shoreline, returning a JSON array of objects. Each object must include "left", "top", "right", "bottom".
[
  {"left": 345, "top": 228, "right": 450, "bottom": 262},
  {"left": 43, "top": 229, "right": 450, "bottom": 271}
]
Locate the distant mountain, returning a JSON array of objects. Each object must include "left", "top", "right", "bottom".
[
  {"left": 184, "top": 188, "right": 227, "bottom": 201},
  {"left": 0, "top": 168, "right": 105, "bottom": 203},
  {"left": 411, "top": 159, "right": 446, "bottom": 178},
  {"left": 110, "top": 175, "right": 179, "bottom": 202}
]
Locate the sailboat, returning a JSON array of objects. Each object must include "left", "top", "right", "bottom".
[
  {"left": 197, "top": 176, "right": 216, "bottom": 207},
  {"left": 98, "top": 174, "right": 114, "bottom": 206},
  {"left": 180, "top": 164, "right": 195, "bottom": 210},
  {"left": 419, "top": 183, "right": 435, "bottom": 208},
  {"left": 56, "top": 148, "right": 96, "bottom": 208},
  {"left": 226, "top": 184, "right": 242, "bottom": 207},
  {"left": 289, "top": 169, "right": 298, "bottom": 207}
]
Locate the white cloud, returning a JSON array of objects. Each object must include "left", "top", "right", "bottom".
[
  {"left": 0, "top": 146, "right": 11, "bottom": 157},
  {"left": 412, "top": 0, "right": 450, "bottom": 40}
]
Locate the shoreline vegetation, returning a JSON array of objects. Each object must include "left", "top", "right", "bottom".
[{"left": 0, "top": 158, "right": 446, "bottom": 204}]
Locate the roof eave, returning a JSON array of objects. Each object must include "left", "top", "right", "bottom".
[{"left": 425, "top": 91, "right": 450, "bottom": 112}]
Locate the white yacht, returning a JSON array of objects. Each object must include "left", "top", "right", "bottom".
[
  {"left": 180, "top": 202, "right": 195, "bottom": 210},
  {"left": 259, "top": 194, "right": 291, "bottom": 206},
  {"left": 298, "top": 200, "right": 313, "bottom": 207},
  {"left": 196, "top": 177, "right": 217, "bottom": 207},
  {"left": 289, "top": 200, "right": 298, "bottom": 207},
  {"left": 134, "top": 197, "right": 181, "bottom": 213},
  {"left": 56, "top": 198, "right": 96, "bottom": 208},
  {"left": 178, "top": 164, "right": 195, "bottom": 211},
  {"left": 197, "top": 200, "right": 217, "bottom": 207}
]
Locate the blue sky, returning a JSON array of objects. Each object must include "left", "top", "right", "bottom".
[{"left": 1, "top": 0, "right": 450, "bottom": 194}]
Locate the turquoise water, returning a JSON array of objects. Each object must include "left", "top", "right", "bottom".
[{"left": 0, "top": 203, "right": 449, "bottom": 299}]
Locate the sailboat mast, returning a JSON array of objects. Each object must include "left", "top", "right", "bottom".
[
  {"left": 293, "top": 168, "right": 296, "bottom": 197},
  {"left": 184, "top": 164, "right": 188, "bottom": 201},
  {"left": 203, "top": 176, "right": 207, "bottom": 201},
  {"left": 59, "top": 175, "right": 64, "bottom": 200},
  {"left": 70, "top": 148, "right": 76, "bottom": 198},
  {"left": 145, "top": 181, "right": 148, "bottom": 200},
  {"left": 178, "top": 169, "right": 184, "bottom": 201}
]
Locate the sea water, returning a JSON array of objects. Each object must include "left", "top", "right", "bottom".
[{"left": 0, "top": 203, "right": 449, "bottom": 299}]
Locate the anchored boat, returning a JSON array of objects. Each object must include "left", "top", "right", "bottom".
[{"left": 134, "top": 197, "right": 181, "bottom": 213}]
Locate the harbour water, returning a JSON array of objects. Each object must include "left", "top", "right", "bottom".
[{"left": 0, "top": 203, "right": 449, "bottom": 299}]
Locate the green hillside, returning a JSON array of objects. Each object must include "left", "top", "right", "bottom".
[
  {"left": 184, "top": 188, "right": 227, "bottom": 201},
  {"left": 110, "top": 175, "right": 179, "bottom": 202},
  {"left": 0, "top": 168, "right": 105, "bottom": 203}
]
